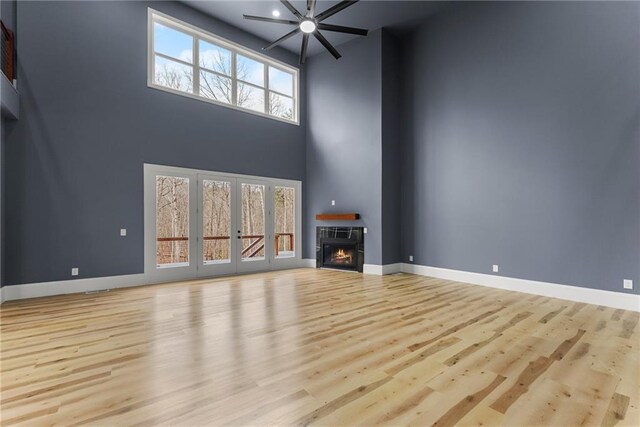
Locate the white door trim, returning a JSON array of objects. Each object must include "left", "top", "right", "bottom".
[
  {"left": 144, "top": 165, "right": 198, "bottom": 283},
  {"left": 144, "top": 163, "right": 302, "bottom": 283}
]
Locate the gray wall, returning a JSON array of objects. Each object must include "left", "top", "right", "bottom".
[
  {"left": 0, "top": 0, "right": 16, "bottom": 288},
  {"left": 0, "top": 116, "right": 4, "bottom": 287},
  {"left": 305, "top": 30, "right": 383, "bottom": 264},
  {"left": 4, "top": 1, "right": 305, "bottom": 285},
  {"left": 381, "top": 29, "right": 402, "bottom": 265},
  {"left": 401, "top": 1, "right": 640, "bottom": 294},
  {"left": 1, "top": 0, "right": 16, "bottom": 31}
]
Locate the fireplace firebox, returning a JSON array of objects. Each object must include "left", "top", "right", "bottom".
[{"left": 316, "top": 227, "right": 364, "bottom": 272}]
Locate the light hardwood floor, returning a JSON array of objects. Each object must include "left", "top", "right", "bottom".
[{"left": 0, "top": 269, "right": 638, "bottom": 426}]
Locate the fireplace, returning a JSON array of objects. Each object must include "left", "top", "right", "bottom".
[{"left": 316, "top": 227, "right": 364, "bottom": 272}]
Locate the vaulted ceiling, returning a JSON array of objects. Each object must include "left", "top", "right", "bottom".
[{"left": 183, "top": 1, "right": 444, "bottom": 56}]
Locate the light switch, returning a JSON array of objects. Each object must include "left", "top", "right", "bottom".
[
  {"left": 331, "top": 200, "right": 335, "bottom": 206},
  {"left": 120, "top": 228, "right": 127, "bottom": 236},
  {"left": 363, "top": 228, "right": 368, "bottom": 234}
]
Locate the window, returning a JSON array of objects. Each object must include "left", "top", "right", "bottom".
[{"left": 148, "top": 9, "right": 299, "bottom": 124}]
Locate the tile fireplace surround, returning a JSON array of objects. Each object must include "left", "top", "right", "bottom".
[{"left": 316, "top": 226, "right": 365, "bottom": 272}]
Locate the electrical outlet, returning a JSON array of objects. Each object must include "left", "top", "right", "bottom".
[
  {"left": 71, "top": 268, "right": 79, "bottom": 276},
  {"left": 120, "top": 228, "right": 127, "bottom": 236},
  {"left": 409, "top": 255, "right": 413, "bottom": 262},
  {"left": 492, "top": 265, "right": 499, "bottom": 273},
  {"left": 623, "top": 279, "right": 633, "bottom": 290},
  {"left": 331, "top": 200, "right": 335, "bottom": 206}
]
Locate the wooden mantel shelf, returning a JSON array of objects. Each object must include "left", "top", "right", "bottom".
[{"left": 315, "top": 213, "right": 360, "bottom": 221}]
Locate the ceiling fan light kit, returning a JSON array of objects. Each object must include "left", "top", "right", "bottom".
[
  {"left": 243, "top": 0, "right": 369, "bottom": 64},
  {"left": 300, "top": 19, "right": 317, "bottom": 34}
]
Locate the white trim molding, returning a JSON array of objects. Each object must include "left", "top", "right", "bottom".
[
  {"left": 301, "top": 259, "right": 317, "bottom": 268},
  {"left": 401, "top": 263, "right": 640, "bottom": 312},
  {"left": 363, "top": 263, "right": 402, "bottom": 275},
  {"left": 2, "top": 274, "right": 148, "bottom": 302},
  {"left": 1, "top": 260, "right": 315, "bottom": 303}
]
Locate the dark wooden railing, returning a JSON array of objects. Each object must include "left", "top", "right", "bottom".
[
  {"left": 157, "top": 233, "right": 294, "bottom": 263},
  {"left": 1, "top": 21, "right": 15, "bottom": 82},
  {"left": 275, "top": 233, "right": 294, "bottom": 256}
]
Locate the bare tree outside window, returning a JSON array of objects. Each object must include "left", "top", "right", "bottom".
[
  {"left": 152, "top": 15, "right": 297, "bottom": 122},
  {"left": 156, "top": 176, "right": 190, "bottom": 265},
  {"left": 269, "top": 92, "right": 294, "bottom": 120},
  {"left": 203, "top": 180, "right": 231, "bottom": 263},
  {"left": 274, "top": 186, "right": 295, "bottom": 256},
  {"left": 154, "top": 60, "right": 193, "bottom": 93}
]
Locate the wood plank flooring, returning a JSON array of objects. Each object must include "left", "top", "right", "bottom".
[{"left": 1, "top": 269, "right": 638, "bottom": 426}]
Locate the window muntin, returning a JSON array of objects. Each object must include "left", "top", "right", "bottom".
[
  {"left": 154, "top": 23, "right": 193, "bottom": 63},
  {"left": 237, "top": 54, "right": 265, "bottom": 87},
  {"left": 149, "top": 10, "right": 298, "bottom": 124},
  {"left": 269, "top": 67, "right": 293, "bottom": 96},
  {"left": 154, "top": 55, "right": 193, "bottom": 93},
  {"left": 198, "top": 40, "right": 231, "bottom": 75}
]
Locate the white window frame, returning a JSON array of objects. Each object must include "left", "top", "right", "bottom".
[{"left": 147, "top": 8, "right": 300, "bottom": 125}]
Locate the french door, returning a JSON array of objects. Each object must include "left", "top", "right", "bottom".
[{"left": 144, "top": 164, "right": 301, "bottom": 283}]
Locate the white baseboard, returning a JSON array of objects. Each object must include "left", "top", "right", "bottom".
[
  {"left": 400, "top": 263, "right": 640, "bottom": 312},
  {"left": 3, "top": 274, "right": 148, "bottom": 302},
  {"left": 0, "top": 259, "right": 318, "bottom": 303},
  {"left": 383, "top": 263, "right": 402, "bottom": 275},
  {"left": 5, "top": 263, "right": 635, "bottom": 312},
  {"left": 363, "top": 264, "right": 382, "bottom": 275},
  {"left": 301, "top": 258, "right": 317, "bottom": 268},
  {"left": 363, "top": 263, "right": 402, "bottom": 275}
]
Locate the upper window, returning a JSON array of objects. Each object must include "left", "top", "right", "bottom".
[{"left": 148, "top": 9, "right": 299, "bottom": 124}]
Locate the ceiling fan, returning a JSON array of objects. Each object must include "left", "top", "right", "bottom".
[{"left": 243, "top": 0, "right": 369, "bottom": 64}]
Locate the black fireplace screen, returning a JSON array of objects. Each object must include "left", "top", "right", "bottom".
[{"left": 323, "top": 244, "right": 357, "bottom": 268}]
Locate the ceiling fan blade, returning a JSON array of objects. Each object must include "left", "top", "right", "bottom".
[
  {"left": 243, "top": 15, "right": 298, "bottom": 25},
  {"left": 317, "top": 23, "right": 368, "bottom": 36},
  {"left": 300, "top": 34, "right": 309, "bottom": 64},
  {"left": 307, "top": 0, "right": 316, "bottom": 17},
  {"left": 315, "top": 0, "right": 359, "bottom": 22},
  {"left": 280, "top": 0, "right": 303, "bottom": 19},
  {"left": 314, "top": 31, "right": 341, "bottom": 60},
  {"left": 264, "top": 29, "right": 301, "bottom": 51}
]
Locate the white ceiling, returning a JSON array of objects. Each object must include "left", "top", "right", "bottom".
[{"left": 183, "top": 1, "right": 444, "bottom": 56}]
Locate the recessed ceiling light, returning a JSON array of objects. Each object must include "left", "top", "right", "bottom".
[
  {"left": 299, "top": 20, "right": 316, "bottom": 34},
  {"left": 272, "top": 10, "right": 280, "bottom": 17}
]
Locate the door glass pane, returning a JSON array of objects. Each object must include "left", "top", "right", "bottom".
[
  {"left": 202, "top": 180, "right": 231, "bottom": 264},
  {"left": 241, "top": 183, "right": 265, "bottom": 260},
  {"left": 156, "top": 176, "right": 189, "bottom": 267},
  {"left": 274, "top": 186, "right": 295, "bottom": 258}
]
